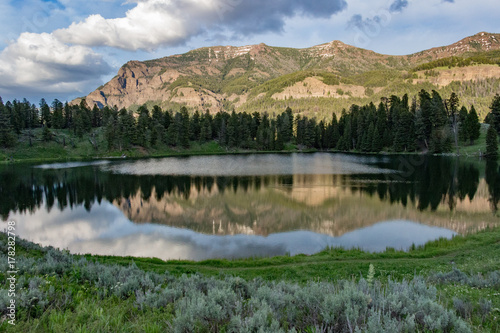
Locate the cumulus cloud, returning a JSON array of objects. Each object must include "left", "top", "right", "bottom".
[
  {"left": 0, "top": 0, "right": 347, "bottom": 98},
  {"left": 0, "top": 32, "right": 112, "bottom": 95},
  {"left": 389, "top": 0, "right": 409, "bottom": 13},
  {"left": 54, "top": 0, "right": 347, "bottom": 51}
]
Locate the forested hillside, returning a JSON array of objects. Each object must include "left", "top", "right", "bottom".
[{"left": 2, "top": 91, "right": 500, "bottom": 162}]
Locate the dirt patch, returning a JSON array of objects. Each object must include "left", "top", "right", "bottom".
[
  {"left": 227, "top": 68, "right": 246, "bottom": 77},
  {"left": 414, "top": 65, "right": 500, "bottom": 86},
  {"left": 272, "top": 77, "right": 366, "bottom": 100}
]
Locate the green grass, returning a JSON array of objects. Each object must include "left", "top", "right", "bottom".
[
  {"left": 459, "top": 124, "right": 489, "bottom": 156},
  {"left": 84, "top": 226, "right": 500, "bottom": 283}
]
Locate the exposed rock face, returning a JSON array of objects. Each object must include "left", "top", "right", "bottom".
[{"left": 76, "top": 32, "right": 500, "bottom": 112}]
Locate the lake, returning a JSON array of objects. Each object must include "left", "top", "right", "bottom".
[{"left": 2, "top": 153, "right": 499, "bottom": 261}]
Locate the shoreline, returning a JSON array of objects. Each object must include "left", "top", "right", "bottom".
[{"left": 0, "top": 147, "right": 489, "bottom": 166}]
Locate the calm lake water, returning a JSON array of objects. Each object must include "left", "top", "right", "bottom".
[{"left": 2, "top": 153, "right": 499, "bottom": 261}]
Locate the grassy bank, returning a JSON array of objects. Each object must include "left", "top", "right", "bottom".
[{"left": 1, "top": 227, "right": 499, "bottom": 332}]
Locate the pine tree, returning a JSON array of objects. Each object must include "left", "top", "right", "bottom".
[
  {"left": 341, "top": 116, "right": 352, "bottom": 151},
  {"left": 486, "top": 121, "right": 498, "bottom": 159},
  {"left": 430, "top": 90, "right": 447, "bottom": 128},
  {"left": 256, "top": 114, "right": 271, "bottom": 150},
  {"left": 180, "top": 107, "right": 190, "bottom": 148},
  {"left": 295, "top": 115, "right": 304, "bottom": 145},
  {"left": 394, "top": 110, "right": 414, "bottom": 152},
  {"left": 414, "top": 110, "right": 427, "bottom": 150},
  {"left": 136, "top": 105, "right": 151, "bottom": 147},
  {"left": 304, "top": 118, "right": 316, "bottom": 148},
  {"left": 466, "top": 105, "right": 481, "bottom": 145},
  {"left": 52, "top": 99, "right": 64, "bottom": 129},
  {"left": 281, "top": 112, "right": 292, "bottom": 143},
  {"left": 91, "top": 104, "right": 102, "bottom": 128},
  {"left": 117, "top": 108, "right": 133, "bottom": 150},
  {"left": 331, "top": 113, "right": 340, "bottom": 149},
  {"left": 275, "top": 122, "right": 285, "bottom": 151},
  {"left": 79, "top": 100, "right": 92, "bottom": 133},
  {"left": 429, "top": 91, "right": 451, "bottom": 153},
  {"left": 218, "top": 118, "right": 227, "bottom": 146},
  {"left": 445, "top": 92, "right": 460, "bottom": 153},
  {"left": 40, "top": 98, "right": 51, "bottom": 128},
  {"left": 42, "top": 125, "right": 52, "bottom": 142},
  {"left": 163, "top": 110, "right": 172, "bottom": 132},
  {"left": 418, "top": 90, "right": 433, "bottom": 149},
  {"left": 227, "top": 111, "right": 239, "bottom": 147},
  {"left": 64, "top": 102, "right": 71, "bottom": 129},
  {"left": 166, "top": 112, "right": 180, "bottom": 146},
  {"left": 239, "top": 114, "right": 252, "bottom": 148},
  {"left": 318, "top": 120, "right": 326, "bottom": 149},
  {"left": 363, "top": 122, "right": 374, "bottom": 152},
  {"left": 200, "top": 117, "right": 211, "bottom": 143},
  {"left": 285, "top": 107, "right": 293, "bottom": 140},
  {"left": 371, "top": 118, "right": 383, "bottom": 152},
  {"left": 150, "top": 120, "right": 164, "bottom": 147},
  {"left": 190, "top": 110, "right": 201, "bottom": 141},
  {"left": 200, "top": 110, "right": 213, "bottom": 143},
  {"left": 251, "top": 112, "right": 260, "bottom": 140},
  {"left": 458, "top": 106, "right": 469, "bottom": 143},
  {"left": 490, "top": 94, "right": 500, "bottom": 135},
  {"left": 0, "top": 100, "right": 16, "bottom": 148},
  {"left": 73, "top": 111, "right": 85, "bottom": 138},
  {"left": 105, "top": 109, "right": 118, "bottom": 150},
  {"left": 270, "top": 119, "right": 277, "bottom": 150}
]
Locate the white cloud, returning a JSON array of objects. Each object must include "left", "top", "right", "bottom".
[
  {"left": 54, "top": 0, "right": 347, "bottom": 51},
  {"left": 0, "top": 32, "right": 112, "bottom": 95},
  {"left": 54, "top": 0, "right": 224, "bottom": 51}
]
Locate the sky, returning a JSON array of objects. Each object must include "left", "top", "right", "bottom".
[{"left": 0, "top": 0, "right": 498, "bottom": 103}]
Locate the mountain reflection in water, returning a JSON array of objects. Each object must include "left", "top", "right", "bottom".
[{"left": 2, "top": 153, "right": 500, "bottom": 260}]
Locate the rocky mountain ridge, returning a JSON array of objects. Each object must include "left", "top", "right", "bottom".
[{"left": 77, "top": 32, "right": 500, "bottom": 113}]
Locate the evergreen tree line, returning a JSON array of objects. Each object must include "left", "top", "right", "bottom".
[
  {"left": 103, "top": 105, "right": 295, "bottom": 151},
  {"left": 0, "top": 97, "right": 102, "bottom": 147},
  {"left": 329, "top": 90, "right": 484, "bottom": 154},
  {"left": 1, "top": 91, "right": 500, "bottom": 155}
]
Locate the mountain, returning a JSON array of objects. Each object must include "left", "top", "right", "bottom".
[{"left": 77, "top": 32, "right": 500, "bottom": 117}]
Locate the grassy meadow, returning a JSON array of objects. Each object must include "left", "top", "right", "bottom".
[{"left": 0, "top": 226, "right": 499, "bottom": 332}]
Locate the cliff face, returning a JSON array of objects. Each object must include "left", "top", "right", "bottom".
[{"left": 76, "top": 32, "right": 500, "bottom": 112}]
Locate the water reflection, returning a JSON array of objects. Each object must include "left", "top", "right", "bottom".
[
  {"left": 9, "top": 202, "right": 456, "bottom": 260},
  {"left": 1, "top": 153, "right": 499, "bottom": 260},
  {"left": 101, "top": 154, "right": 395, "bottom": 176}
]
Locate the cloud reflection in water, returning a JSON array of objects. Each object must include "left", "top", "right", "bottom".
[{"left": 10, "top": 201, "right": 456, "bottom": 261}]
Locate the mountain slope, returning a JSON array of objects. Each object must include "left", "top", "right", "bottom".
[{"left": 78, "top": 32, "right": 500, "bottom": 115}]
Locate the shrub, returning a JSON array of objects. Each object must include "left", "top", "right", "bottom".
[{"left": 453, "top": 297, "right": 473, "bottom": 320}]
